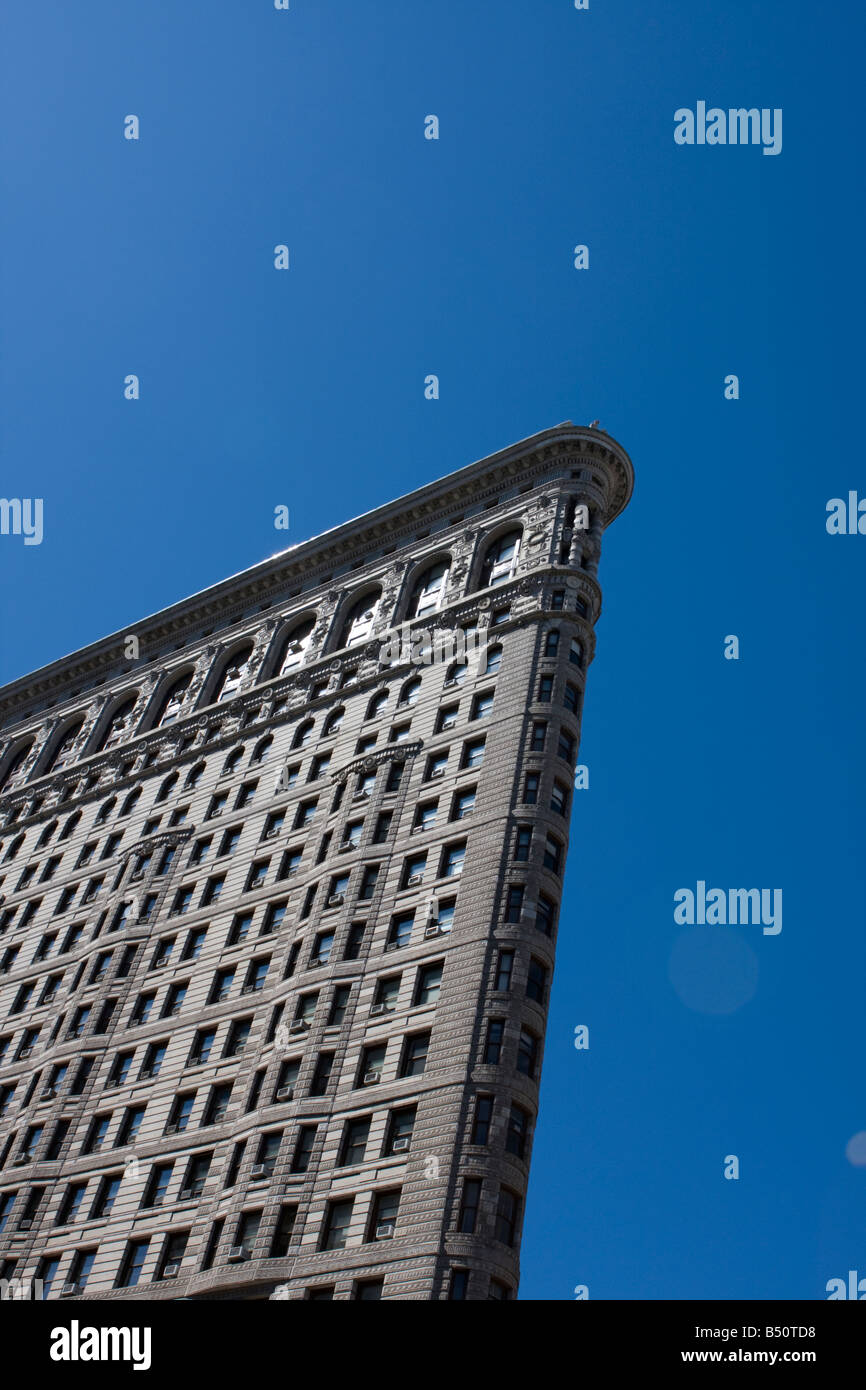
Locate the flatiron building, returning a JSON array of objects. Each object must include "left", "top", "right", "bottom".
[{"left": 0, "top": 423, "right": 633, "bottom": 1300}]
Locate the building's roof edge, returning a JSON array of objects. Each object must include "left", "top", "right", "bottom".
[{"left": 1, "top": 422, "right": 633, "bottom": 706}]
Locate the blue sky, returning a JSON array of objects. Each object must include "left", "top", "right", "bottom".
[{"left": 1, "top": 0, "right": 864, "bottom": 1299}]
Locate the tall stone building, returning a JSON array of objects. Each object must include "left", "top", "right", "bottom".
[{"left": 0, "top": 423, "right": 632, "bottom": 1301}]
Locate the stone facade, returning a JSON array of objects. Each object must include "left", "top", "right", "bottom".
[{"left": 0, "top": 423, "right": 633, "bottom": 1300}]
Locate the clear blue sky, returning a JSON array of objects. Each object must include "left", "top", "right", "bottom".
[{"left": 1, "top": 1, "right": 864, "bottom": 1299}]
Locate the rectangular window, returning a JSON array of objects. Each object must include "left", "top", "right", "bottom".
[
  {"left": 517, "top": 1029, "right": 539, "bottom": 1078},
  {"left": 495, "top": 1186, "right": 520, "bottom": 1246},
  {"left": 309, "top": 1052, "right": 334, "bottom": 1097},
  {"left": 291, "top": 1125, "right": 317, "bottom": 1174},
  {"left": 339, "top": 1116, "right": 371, "bottom": 1167},
  {"left": 451, "top": 787, "right": 475, "bottom": 820},
  {"left": 471, "top": 1095, "right": 494, "bottom": 1146},
  {"left": 387, "top": 911, "right": 414, "bottom": 949},
  {"left": 458, "top": 1178, "right": 482, "bottom": 1234},
  {"left": 494, "top": 949, "right": 514, "bottom": 992},
  {"left": 413, "top": 962, "right": 443, "bottom": 1007},
  {"left": 371, "top": 813, "right": 392, "bottom": 844},
  {"left": 483, "top": 1019, "right": 505, "bottom": 1065},
  {"left": 320, "top": 1198, "right": 354, "bottom": 1252},
  {"left": 505, "top": 885, "right": 525, "bottom": 923},
  {"left": 530, "top": 721, "right": 547, "bottom": 753},
  {"left": 270, "top": 1205, "right": 297, "bottom": 1258},
  {"left": 359, "top": 865, "right": 379, "bottom": 900},
  {"left": 461, "top": 738, "right": 485, "bottom": 770},
  {"left": 399, "top": 1031, "right": 430, "bottom": 1078},
  {"left": 441, "top": 841, "right": 466, "bottom": 878},
  {"left": 514, "top": 826, "right": 532, "bottom": 861},
  {"left": 115, "top": 1238, "right": 149, "bottom": 1288},
  {"left": 543, "top": 835, "right": 562, "bottom": 874},
  {"left": 343, "top": 921, "right": 366, "bottom": 960},
  {"left": 557, "top": 728, "right": 576, "bottom": 764},
  {"left": 327, "top": 983, "right": 351, "bottom": 1026},
  {"left": 506, "top": 1104, "right": 529, "bottom": 1159}
]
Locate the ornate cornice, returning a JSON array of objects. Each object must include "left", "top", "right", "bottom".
[{"left": 0, "top": 426, "right": 631, "bottom": 726}]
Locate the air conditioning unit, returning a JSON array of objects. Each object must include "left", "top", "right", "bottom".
[
  {"left": 179, "top": 1188, "right": 195, "bottom": 1201},
  {"left": 240, "top": 984, "right": 256, "bottom": 995},
  {"left": 407, "top": 873, "right": 423, "bottom": 887},
  {"left": 12, "top": 1155, "right": 29, "bottom": 1166},
  {"left": 18, "top": 1047, "right": 33, "bottom": 1059},
  {"left": 337, "top": 843, "right": 353, "bottom": 853},
  {"left": 363, "top": 1069, "right": 381, "bottom": 1085},
  {"left": 150, "top": 1195, "right": 164, "bottom": 1209},
  {"left": 424, "top": 924, "right": 443, "bottom": 939},
  {"left": 430, "top": 768, "right": 446, "bottom": 780},
  {"left": 370, "top": 1002, "right": 387, "bottom": 1016},
  {"left": 43, "top": 1085, "right": 58, "bottom": 1099},
  {"left": 275, "top": 1085, "right": 294, "bottom": 1101},
  {"left": 251, "top": 1164, "right": 269, "bottom": 1179},
  {"left": 289, "top": 1020, "right": 308, "bottom": 1035},
  {"left": 61, "top": 1282, "right": 80, "bottom": 1296},
  {"left": 17, "top": 1218, "right": 33, "bottom": 1230},
  {"left": 227, "top": 1245, "right": 247, "bottom": 1262},
  {"left": 162, "top": 1264, "right": 180, "bottom": 1279},
  {"left": 352, "top": 790, "right": 370, "bottom": 802},
  {"left": 130, "top": 871, "right": 144, "bottom": 882},
  {"left": 443, "top": 677, "right": 457, "bottom": 688},
  {"left": 385, "top": 940, "right": 401, "bottom": 952},
  {"left": 391, "top": 1136, "right": 410, "bottom": 1153},
  {"left": 165, "top": 1122, "right": 180, "bottom": 1135},
  {"left": 327, "top": 893, "right": 344, "bottom": 907},
  {"left": 265, "top": 828, "right": 280, "bottom": 840},
  {"left": 410, "top": 824, "right": 425, "bottom": 835},
  {"left": 375, "top": 1222, "right": 395, "bottom": 1240}
]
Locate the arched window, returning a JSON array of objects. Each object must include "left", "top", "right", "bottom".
[
  {"left": 119, "top": 787, "right": 142, "bottom": 818},
  {"left": 155, "top": 672, "right": 193, "bottom": 728},
  {"left": 0, "top": 741, "right": 32, "bottom": 791},
  {"left": 95, "top": 797, "right": 116, "bottom": 825},
  {"left": 544, "top": 630, "right": 560, "bottom": 658},
  {"left": 215, "top": 644, "right": 254, "bottom": 704},
  {"left": 278, "top": 617, "right": 316, "bottom": 675},
  {"left": 365, "top": 690, "right": 389, "bottom": 720},
  {"left": 3, "top": 832, "right": 25, "bottom": 862},
  {"left": 398, "top": 677, "right": 422, "bottom": 708},
  {"left": 250, "top": 737, "right": 272, "bottom": 765},
  {"left": 445, "top": 661, "right": 468, "bottom": 687},
  {"left": 58, "top": 810, "right": 81, "bottom": 842},
  {"left": 155, "top": 772, "right": 178, "bottom": 804},
  {"left": 292, "top": 719, "right": 314, "bottom": 751},
  {"left": 37, "top": 819, "right": 58, "bottom": 848},
  {"left": 337, "top": 589, "right": 382, "bottom": 650},
  {"left": 479, "top": 529, "right": 521, "bottom": 589},
  {"left": 323, "top": 708, "right": 344, "bottom": 737},
  {"left": 44, "top": 719, "right": 85, "bottom": 775},
  {"left": 407, "top": 559, "right": 450, "bottom": 618},
  {"left": 569, "top": 638, "right": 584, "bottom": 668},
  {"left": 96, "top": 695, "right": 139, "bottom": 752},
  {"left": 484, "top": 645, "right": 503, "bottom": 676},
  {"left": 184, "top": 762, "right": 206, "bottom": 790},
  {"left": 222, "top": 747, "right": 244, "bottom": 776}
]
